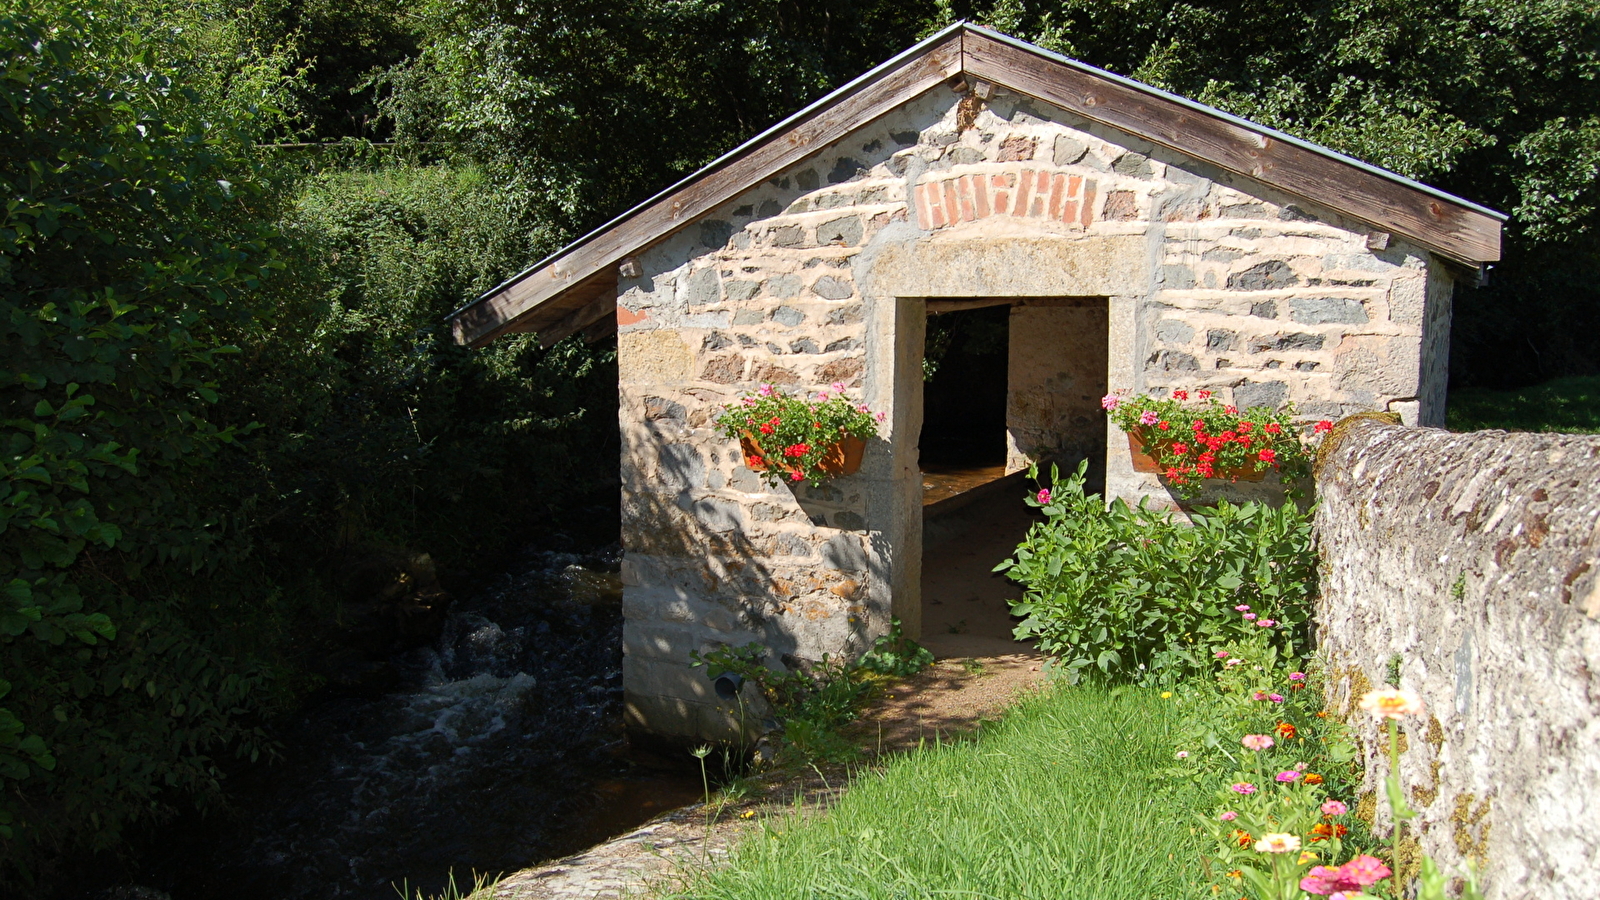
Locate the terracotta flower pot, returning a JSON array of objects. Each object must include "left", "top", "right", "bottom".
[
  {"left": 741, "top": 433, "right": 865, "bottom": 479},
  {"left": 1126, "top": 432, "right": 1267, "bottom": 482}
]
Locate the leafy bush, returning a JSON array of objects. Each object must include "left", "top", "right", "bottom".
[{"left": 996, "top": 462, "right": 1317, "bottom": 680}]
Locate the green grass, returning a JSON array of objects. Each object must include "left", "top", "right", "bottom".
[
  {"left": 670, "top": 686, "right": 1207, "bottom": 900},
  {"left": 1447, "top": 376, "right": 1600, "bottom": 434}
]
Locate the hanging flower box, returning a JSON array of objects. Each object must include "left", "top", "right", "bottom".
[
  {"left": 740, "top": 432, "right": 866, "bottom": 479},
  {"left": 716, "top": 382, "right": 883, "bottom": 487},
  {"left": 1102, "top": 389, "right": 1333, "bottom": 499}
]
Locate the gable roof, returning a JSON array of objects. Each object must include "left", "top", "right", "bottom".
[{"left": 449, "top": 22, "right": 1505, "bottom": 347}]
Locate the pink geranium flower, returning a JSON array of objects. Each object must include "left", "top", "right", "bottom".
[
  {"left": 1036, "top": 489, "right": 1052, "bottom": 505},
  {"left": 1101, "top": 394, "right": 1121, "bottom": 411},
  {"left": 831, "top": 381, "right": 847, "bottom": 393},
  {"left": 1139, "top": 409, "right": 1159, "bottom": 425}
]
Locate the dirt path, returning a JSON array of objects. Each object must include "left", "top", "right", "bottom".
[{"left": 489, "top": 652, "right": 1045, "bottom": 900}]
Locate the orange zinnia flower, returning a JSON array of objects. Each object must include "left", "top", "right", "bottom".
[
  {"left": 1303, "top": 773, "right": 1324, "bottom": 785},
  {"left": 1276, "top": 722, "right": 1297, "bottom": 739},
  {"left": 1232, "top": 829, "right": 1252, "bottom": 847}
]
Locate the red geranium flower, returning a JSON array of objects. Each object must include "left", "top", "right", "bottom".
[
  {"left": 1158, "top": 421, "right": 1170, "bottom": 430},
  {"left": 1237, "top": 421, "right": 1253, "bottom": 433},
  {"left": 1171, "top": 442, "right": 1190, "bottom": 455},
  {"left": 1314, "top": 420, "right": 1334, "bottom": 433},
  {"left": 1265, "top": 422, "right": 1282, "bottom": 434},
  {"left": 759, "top": 423, "right": 775, "bottom": 435},
  {"left": 1173, "top": 389, "right": 1189, "bottom": 400},
  {"left": 1197, "top": 390, "right": 1212, "bottom": 399},
  {"left": 1258, "top": 449, "right": 1277, "bottom": 463}
]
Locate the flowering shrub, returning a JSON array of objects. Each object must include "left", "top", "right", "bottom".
[
  {"left": 713, "top": 383, "right": 882, "bottom": 487},
  {"left": 1176, "top": 641, "right": 1484, "bottom": 900},
  {"left": 996, "top": 461, "right": 1316, "bottom": 679},
  {"left": 1101, "top": 389, "right": 1331, "bottom": 498}
]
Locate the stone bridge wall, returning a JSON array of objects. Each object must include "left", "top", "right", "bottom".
[{"left": 1314, "top": 419, "right": 1600, "bottom": 899}]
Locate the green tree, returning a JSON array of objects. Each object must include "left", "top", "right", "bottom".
[
  {"left": 950, "top": 0, "right": 1600, "bottom": 385},
  {"left": 0, "top": 1, "right": 300, "bottom": 874}
]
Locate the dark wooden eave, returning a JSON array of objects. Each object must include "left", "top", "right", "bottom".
[{"left": 449, "top": 23, "right": 1506, "bottom": 348}]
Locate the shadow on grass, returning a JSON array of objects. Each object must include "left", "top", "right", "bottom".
[{"left": 1447, "top": 376, "right": 1600, "bottom": 434}]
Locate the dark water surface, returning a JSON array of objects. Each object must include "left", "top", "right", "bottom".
[{"left": 70, "top": 546, "right": 704, "bottom": 900}]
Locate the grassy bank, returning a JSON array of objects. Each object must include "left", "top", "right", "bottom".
[
  {"left": 1447, "top": 376, "right": 1600, "bottom": 433},
  {"left": 671, "top": 685, "right": 1206, "bottom": 900}
]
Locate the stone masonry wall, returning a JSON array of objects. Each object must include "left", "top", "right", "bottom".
[
  {"left": 616, "top": 82, "right": 1460, "bottom": 741},
  {"left": 1315, "top": 419, "right": 1600, "bottom": 900}
]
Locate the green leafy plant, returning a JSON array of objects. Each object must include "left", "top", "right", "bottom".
[
  {"left": 855, "top": 618, "right": 934, "bottom": 677},
  {"left": 1102, "top": 390, "right": 1328, "bottom": 498},
  {"left": 691, "top": 624, "right": 933, "bottom": 763},
  {"left": 996, "top": 461, "right": 1317, "bottom": 680},
  {"left": 713, "top": 384, "right": 880, "bottom": 487}
]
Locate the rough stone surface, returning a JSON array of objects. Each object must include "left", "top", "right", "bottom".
[
  {"left": 1316, "top": 420, "right": 1600, "bottom": 900},
  {"left": 612, "top": 82, "right": 1462, "bottom": 741}
]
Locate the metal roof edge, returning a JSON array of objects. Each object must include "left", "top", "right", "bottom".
[
  {"left": 965, "top": 24, "right": 1507, "bottom": 223},
  {"left": 447, "top": 21, "right": 971, "bottom": 323}
]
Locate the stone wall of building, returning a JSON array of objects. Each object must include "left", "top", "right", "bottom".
[
  {"left": 1005, "top": 302, "right": 1108, "bottom": 473},
  {"left": 1315, "top": 419, "right": 1600, "bottom": 899},
  {"left": 616, "top": 82, "right": 1461, "bottom": 740}
]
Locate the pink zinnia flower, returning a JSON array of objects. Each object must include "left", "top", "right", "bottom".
[
  {"left": 1175, "top": 750, "right": 1189, "bottom": 759},
  {"left": 1276, "top": 771, "right": 1300, "bottom": 782},
  {"left": 1340, "top": 855, "right": 1393, "bottom": 887},
  {"left": 1225, "top": 658, "right": 1243, "bottom": 667},
  {"left": 1219, "top": 811, "right": 1238, "bottom": 821},
  {"left": 1288, "top": 672, "right": 1306, "bottom": 682},
  {"left": 1322, "top": 800, "right": 1348, "bottom": 816},
  {"left": 1243, "top": 612, "right": 1257, "bottom": 621},
  {"left": 1257, "top": 618, "right": 1276, "bottom": 627},
  {"left": 1252, "top": 691, "right": 1269, "bottom": 701},
  {"left": 1230, "top": 782, "right": 1257, "bottom": 795},
  {"left": 1300, "top": 866, "right": 1351, "bottom": 896},
  {"left": 1139, "top": 409, "right": 1159, "bottom": 425},
  {"left": 1214, "top": 650, "right": 1229, "bottom": 659},
  {"left": 1101, "top": 394, "right": 1121, "bottom": 411},
  {"left": 1254, "top": 833, "right": 1300, "bottom": 854},
  {"left": 1234, "top": 604, "right": 1250, "bottom": 612},
  {"left": 1036, "top": 489, "right": 1052, "bottom": 505},
  {"left": 1241, "top": 734, "right": 1274, "bottom": 751},
  {"left": 1269, "top": 693, "right": 1285, "bottom": 703}
]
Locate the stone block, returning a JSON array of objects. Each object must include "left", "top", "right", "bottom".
[
  {"left": 624, "top": 692, "right": 698, "bottom": 738},
  {"left": 623, "top": 655, "right": 713, "bottom": 704},
  {"left": 821, "top": 533, "right": 869, "bottom": 573},
  {"left": 699, "top": 220, "right": 735, "bottom": 248},
  {"left": 1388, "top": 274, "right": 1426, "bottom": 327},
  {"left": 619, "top": 330, "right": 694, "bottom": 383},
  {"left": 789, "top": 338, "right": 820, "bottom": 354},
  {"left": 1249, "top": 299, "right": 1279, "bottom": 319},
  {"left": 1103, "top": 190, "right": 1138, "bottom": 220},
  {"left": 683, "top": 267, "right": 719, "bottom": 306},
  {"left": 733, "top": 309, "right": 765, "bottom": 325},
  {"left": 817, "top": 215, "right": 864, "bottom": 246},
  {"left": 1291, "top": 296, "right": 1368, "bottom": 325},
  {"left": 1248, "top": 332, "right": 1324, "bottom": 353},
  {"left": 1112, "top": 152, "right": 1153, "bottom": 178},
  {"left": 771, "top": 225, "right": 806, "bottom": 247},
  {"left": 724, "top": 279, "right": 760, "bottom": 302},
  {"left": 701, "top": 355, "right": 745, "bottom": 384},
  {"left": 1232, "top": 380, "right": 1288, "bottom": 411},
  {"left": 1147, "top": 349, "right": 1199, "bottom": 373},
  {"left": 827, "top": 303, "right": 864, "bottom": 325},
  {"left": 657, "top": 444, "right": 705, "bottom": 490},
  {"left": 1206, "top": 329, "right": 1238, "bottom": 351},
  {"left": 1227, "top": 260, "right": 1298, "bottom": 291},
  {"left": 1053, "top": 135, "right": 1088, "bottom": 165},
  {"left": 681, "top": 496, "right": 742, "bottom": 533},
  {"left": 765, "top": 273, "right": 802, "bottom": 299},
  {"left": 624, "top": 623, "right": 703, "bottom": 661},
  {"left": 771, "top": 305, "right": 806, "bottom": 327},
  {"left": 1156, "top": 265, "right": 1197, "bottom": 290},
  {"left": 811, "top": 275, "right": 855, "bottom": 299},
  {"left": 1155, "top": 318, "right": 1196, "bottom": 343}
]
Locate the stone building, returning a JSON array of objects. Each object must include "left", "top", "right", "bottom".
[{"left": 448, "top": 24, "right": 1503, "bottom": 742}]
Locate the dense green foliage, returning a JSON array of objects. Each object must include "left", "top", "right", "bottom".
[
  {"left": 1445, "top": 375, "right": 1600, "bottom": 434},
  {"left": 2, "top": 0, "right": 1597, "bottom": 882},
  {"left": 945, "top": 0, "right": 1600, "bottom": 387},
  {"left": 0, "top": 2, "right": 616, "bottom": 879},
  {"left": 0, "top": 4, "right": 292, "bottom": 862},
  {"left": 997, "top": 463, "right": 1317, "bottom": 679},
  {"left": 670, "top": 685, "right": 1208, "bottom": 900}
]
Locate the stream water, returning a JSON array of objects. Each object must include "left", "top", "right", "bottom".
[{"left": 80, "top": 545, "right": 705, "bottom": 900}]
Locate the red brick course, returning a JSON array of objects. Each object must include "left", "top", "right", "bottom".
[{"left": 915, "top": 168, "right": 1098, "bottom": 231}]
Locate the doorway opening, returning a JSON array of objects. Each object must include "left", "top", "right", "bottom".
[{"left": 917, "top": 297, "right": 1110, "bottom": 658}]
